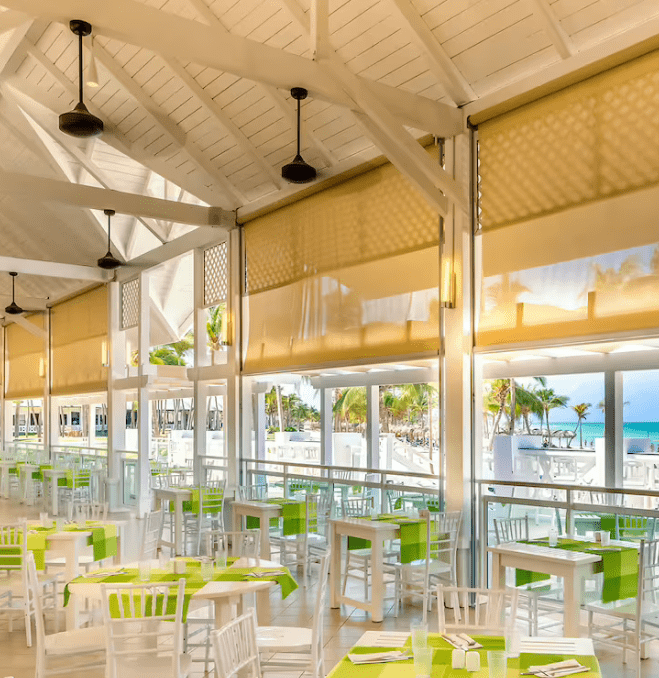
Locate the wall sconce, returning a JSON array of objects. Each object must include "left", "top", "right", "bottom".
[
  {"left": 101, "top": 339, "right": 109, "bottom": 367},
  {"left": 440, "top": 255, "right": 456, "bottom": 309},
  {"left": 38, "top": 357, "right": 45, "bottom": 378}
]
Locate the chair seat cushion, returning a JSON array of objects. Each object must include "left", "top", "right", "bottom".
[
  {"left": 257, "top": 625, "right": 312, "bottom": 651},
  {"left": 45, "top": 625, "right": 106, "bottom": 655}
]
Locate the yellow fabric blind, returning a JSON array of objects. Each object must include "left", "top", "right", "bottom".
[
  {"left": 477, "top": 48, "right": 659, "bottom": 348},
  {"left": 51, "top": 286, "right": 108, "bottom": 396},
  {"left": 5, "top": 316, "right": 45, "bottom": 399},
  {"left": 243, "top": 161, "right": 440, "bottom": 373}
]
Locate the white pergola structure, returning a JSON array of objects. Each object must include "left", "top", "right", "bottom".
[{"left": 0, "top": 0, "right": 656, "bottom": 516}]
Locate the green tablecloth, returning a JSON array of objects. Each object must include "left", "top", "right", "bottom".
[
  {"left": 63, "top": 561, "right": 298, "bottom": 620},
  {"left": 328, "top": 635, "right": 601, "bottom": 678},
  {"left": 16, "top": 463, "right": 52, "bottom": 481},
  {"left": 516, "top": 537, "right": 638, "bottom": 603},
  {"left": 347, "top": 514, "right": 428, "bottom": 564},
  {"left": 245, "top": 498, "right": 310, "bottom": 535}
]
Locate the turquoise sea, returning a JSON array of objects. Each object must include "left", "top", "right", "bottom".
[{"left": 552, "top": 421, "right": 659, "bottom": 445}]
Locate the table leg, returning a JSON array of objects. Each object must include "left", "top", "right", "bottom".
[
  {"left": 213, "top": 598, "right": 237, "bottom": 629},
  {"left": 256, "top": 589, "right": 271, "bottom": 624},
  {"left": 64, "top": 540, "right": 82, "bottom": 630},
  {"left": 330, "top": 523, "right": 340, "bottom": 609},
  {"left": 370, "top": 536, "right": 385, "bottom": 623},
  {"left": 25, "top": 474, "right": 34, "bottom": 506},
  {"left": 175, "top": 497, "right": 184, "bottom": 556},
  {"left": 51, "top": 478, "right": 59, "bottom": 516},
  {"left": 259, "top": 513, "right": 271, "bottom": 560},
  {"left": 0, "top": 468, "right": 7, "bottom": 499},
  {"left": 491, "top": 552, "right": 506, "bottom": 590},
  {"left": 563, "top": 571, "right": 583, "bottom": 637}
]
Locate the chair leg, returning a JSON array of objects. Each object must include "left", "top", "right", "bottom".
[{"left": 24, "top": 600, "right": 32, "bottom": 647}]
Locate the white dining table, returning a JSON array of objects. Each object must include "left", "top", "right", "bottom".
[
  {"left": 488, "top": 541, "right": 605, "bottom": 637},
  {"left": 0, "top": 460, "right": 17, "bottom": 498},
  {"left": 328, "top": 517, "right": 400, "bottom": 623},
  {"left": 41, "top": 468, "right": 68, "bottom": 516},
  {"left": 231, "top": 500, "right": 284, "bottom": 560},
  {"left": 152, "top": 486, "right": 193, "bottom": 556}
]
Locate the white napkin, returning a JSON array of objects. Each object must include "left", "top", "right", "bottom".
[
  {"left": 441, "top": 633, "right": 483, "bottom": 649},
  {"left": 84, "top": 569, "right": 128, "bottom": 578},
  {"left": 527, "top": 659, "right": 590, "bottom": 677},
  {"left": 246, "top": 570, "right": 286, "bottom": 578},
  {"left": 370, "top": 632, "right": 410, "bottom": 647},
  {"left": 348, "top": 651, "right": 411, "bottom": 665}
]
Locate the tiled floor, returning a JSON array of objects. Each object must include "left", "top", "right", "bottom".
[{"left": 0, "top": 498, "right": 656, "bottom": 678}]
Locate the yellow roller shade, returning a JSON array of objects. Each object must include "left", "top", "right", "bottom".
[
  {"left": 51, "top": 286, "right": 108, "bottom": 396},
  {"left": 243, "top": 160, "right": 440, "bottom": 373},
  {"left": 477, "top": 48, "right": 659, "bottom": 348},
  {"left": 5, "top": 315, "right": 45, "bottom": 399}
]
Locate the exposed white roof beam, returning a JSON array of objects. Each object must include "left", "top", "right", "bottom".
[
  {"left": 529, "top": 0, "right": 574, "bottom": 60},
  {"left": 310, "top": 0, "right": 329, "bottom": 61},
  {"left": 310, "top": 367, "right": 436, "bottom": 388},
  {"left": 0, "top": 168, "right": 234, "bottom": 228},
  {"left": 88, "top": 41, "right": 247, "bottom": 208},
  {"left": 0, "top": 294, "right": 48, "bottom": 310},
  {"left": 163, "top": 57, "right": 283, "bottom": 190},
  {"left": 4, "top": 313, "right": 46, "bottom": 338},
  {"left": 465, "top": 14, "right": 659, "bottom": 120},
  {"left": 0, "top": 255, "right": 111, "bottom": 281},
  {"left": 8, "top": 72, "right": 229, "bottom": 209},
  {"left": 5, "top": 0, "right": 463, "bottom": 138},
  {"left": 150, "top": 299, "right": 181, "bottom": 344},
  {"left": 383, "top": 0, "right": 475, "bottom": 105}
]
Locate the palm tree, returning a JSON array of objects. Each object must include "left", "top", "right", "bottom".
[
  {"left": 572, "top": 403, "right": 591, "bottom": 448},
  {"left": 487, "top": 379, "right": 511, "bottom": 450},
  {"left": 515, "top": 384, "right": 544, "bottom": 434},
  {"left": 536, "top": 388, "right": 570, "bottom": 442}
]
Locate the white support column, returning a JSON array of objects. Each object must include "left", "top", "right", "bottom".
[
  {"left": 255, "top": 391, "right": 266, "bottom": 461},
  {"left": 320, "top": 388, "right": 333, "bottom": 465},
  {"left": 137, "top": 272, "right": 151, "bottom": 517},
  {"left": 42, "top": 309, "right": 50, "bottom": 453},
  {"left": 193, "top": 247, "right": 209, "bottom": 486},
  {"left": 441, "top": 135, "right": 474, "bottom": 586},
  {"left": 226, "top": 229, "right": 241, "bottom": 494},
  {"left": 604, "top": 370, "right": 623, "bottom": 488},
  {"left": 49, "top": 396, "right": 60, "bottom": 450},
  {"left": 107, "top": 281, "right": 126, "bottom": 510},
  {"left": 366, "top": 385, "right": 379, "bottom": 469}
]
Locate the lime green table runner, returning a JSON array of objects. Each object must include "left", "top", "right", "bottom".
[
  {"left": 245, "top": 498, "right": 311, "bottom": 535},
  {"left": 516, "top": 537, "right": 638, "bottom": 603},
  {"left": 16, "top": 463, "right": 52, "bottom": 481},
  {"left": 329, "top": 635, "right": 600, "bottom": 678},
  {"left": 25, "top": 522, "right": 117, "bottom": 570},
  {"left": 347, "top": 514, "right": 428, "bottom": 564},
  {"left": 56, "top": 470, "right": 92, "bottom": 488},
  {"left": 63, "top": 561, "right": 297, "bottom": 620}
]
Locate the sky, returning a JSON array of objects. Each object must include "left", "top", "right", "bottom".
[{"left": 518, "top": 370, "right": 659, "bottom": 423}]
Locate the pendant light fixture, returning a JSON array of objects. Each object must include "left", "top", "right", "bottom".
[
  {"left": 97, "top": 209, "right": 122, "bottom": 270},
  {"left": 59, "top": 20, "right": 104, "bottom": 138},
  {"left": 281, "top": 87, "right": 316, "bottom": 184},
  {"left": 5, "top": 272, "right": 24, "bottom": 315}
]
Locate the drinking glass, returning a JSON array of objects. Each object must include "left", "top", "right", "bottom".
[
  {"left": 601, "top": 531, "right": 611, "bottom": 546},
  {"left": 39, "top": 512, "right": 50, "bottom": 528},
  {"left": 215, "top": 547, "right": 228, "bottom": 570},
  {"left": 158, "top": 550, "right": 170, "bottom": 570},
  {"left": 505, "top": 627, "right": 520, "bottom": 658},
  {"left": 201, "top": 558, "right": 213, "bottom": 582},
  {"left": 413, "top": 648, "right": 433, "bottom": 678},
  {"left": 548, "top": 527, "right": 558, "bottom": 546},
  {"left": 139, "top": 560, "right": 152, "bottom": 582},
  {"left": 410, "top": 622, "right": 428, "bottom": 651},
  {"left": 55, "top": 517, "right": 64, "bottom": 532},
  {"left": 488, "top": 651, "right": 507, "bottom": 678}
]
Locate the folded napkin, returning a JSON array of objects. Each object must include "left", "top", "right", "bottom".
[
  {"left": 246, "top": 570, "right": 287, "bottom": 578},
  {"left": 348, "top": 651, "right": 411, "bottom": 665},
  {"left": 83, "top": 569, "right": 128, "bottom": 578},
  {"left": 441, "top": 633, "right": 483, "bottom": 649},
  {"left": 370, "top": 632, "right": 410, "bottom": 647},
  {"left": 524, "top": 659, "right": 590, "bottom": 677}
]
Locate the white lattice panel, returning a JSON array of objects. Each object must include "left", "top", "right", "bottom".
[
  {"left": 121, "top": 278, "right": 139, "bottom": 330},
  {"left": 204, "top": 242, "right": 228, "bottom": 306}
]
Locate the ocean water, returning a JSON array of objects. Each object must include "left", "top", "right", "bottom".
[{"left": 551, "top": 421, "right": 659, "bottom": 445}]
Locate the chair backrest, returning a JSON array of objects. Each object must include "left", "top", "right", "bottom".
[
  {"left": 341, "top": 496, "right": 373, "bottom": 517},
  {"left": 437, "top": 586, "right": 519, "bottom": 635},
  {"left": 211, "top": 608, "right": 262, "bottom": 678},
  {"left": 637, "top": 539, "right": 659, "bottom": 624},
  {"left": 493, "top": 515, "right": 529, "bottom": 544},
  {"left": 310, "top": 551, "right": 330, "bottom": 674},
  {"left": 168, "top": 471, "right": 185, "bottom": 487},
  {"left": 141, "top": 509, "right": 164, "bottom": 560},
  {"left": 206, "top": 530, "right": 261, "bottom": 559},
  {"left": 238, "top": 484, "right": 268, "bottom": 502},
  {"left": 101, "top": 579, "right": 186, "bottom": 678},
  {"left": 75, "top": 501, "right": 109, "bottom": 522},
  {"left": 0, "top": 520, "right": 27, "bottom": 580},
  {"left": 615, "top": 515, "right": 656, "bottom": 541},
  {"left": 201, "top": 480, "right": 226, "bottom": 516},
  {"left": 26, "top": 551, "right": 47, "bottom": 663}
]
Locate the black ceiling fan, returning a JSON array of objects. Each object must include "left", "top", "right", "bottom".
[
  {"left": 97, "top": 209, "right": 122, "bottom": 270},
  {"left": 59, "top": 19, "right": 104, "bottom": 138},
  {"left": 5, "top": 272, "right": 25, "bottom": 315},
  {"left": 281, "top": 87, "right": 317, "bottom": 184}
]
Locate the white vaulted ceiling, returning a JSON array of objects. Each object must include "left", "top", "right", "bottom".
[{"left": 0, "top": 0, "right": 657, "bottom": 310}]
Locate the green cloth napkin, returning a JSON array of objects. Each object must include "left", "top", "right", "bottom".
[{"left": 516, "top": 537, "right": 638, "bottom": 603}]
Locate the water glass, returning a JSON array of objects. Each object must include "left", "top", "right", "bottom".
[
  {"left": 215, "top": 548, "right": 228, "bottom": 570},
  {"left": 201, "top": 557, "right": 213, "bottom": 582},
  {"left": 39, "top": 512, "right": 50, "bottom": 528},
  {"left": 55, "top": 517, "right": 64, "bottom": 532},
  {"left": 158, "top": 550, "right": 170, "bottom": 570},
  {"left": 487, "top": 651, "right": 507, "bottom": 678},
  {"left": 411, "top": 622, "right": 428, "bottom": 651},
  {"left": 139, "top": 560, "right": 152, "bottom": 582},
  {"left": 505, "top": 627, "right": 520, "bottom": 658},
  {"left": 413, "top": 648, "right": 433, "bottom": 678},
  {"left": 601, "top": 531, "right": 611, "bottom": 546},
  {"left": 548, "top": 527, "right": 558, "bottom": 547}
]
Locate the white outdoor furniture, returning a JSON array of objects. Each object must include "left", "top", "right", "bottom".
[
  {"left": 587, "top": 538, "right": 659, "bottom": 678},
  {"left": 256, "top": 550, "right": 329, "bottom": 678},
  {"left": 206, "top": 529, "right": 261, "bottom": 559},
  {"left": 101, "top": 578, "right": 191, "bottom": 678},
  {"left": 488, "top": 540, "right": 603, "bottom": 637},
  {"left": 212, "top": 608, "right": 262, "bottom": 678},
  {"left": 153, "top": 486, "right": 193, "bottom": 556},
  {"left": 27, "top": 552, "right": 105, "bottom": 678},
  {"left": 329, "top": 516, "right": 399, "bottom": 622},
  {"left": 140, "top": 509, "right": 164, "bottom": 560},
  {"left": 0, "top": 460, "right": 18, "bottom": 499},
  {"left": 42, "top": 469, "right": 68, "bottom": 516},
  {"left": 231, "top": 500, "right": 284, "bottom": 559},
  {"left": 437, "top": 585, "right": 519, "bottom": 636},
  {"left": 183, "top": 480, "right": 226, "bottom": 555}
]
